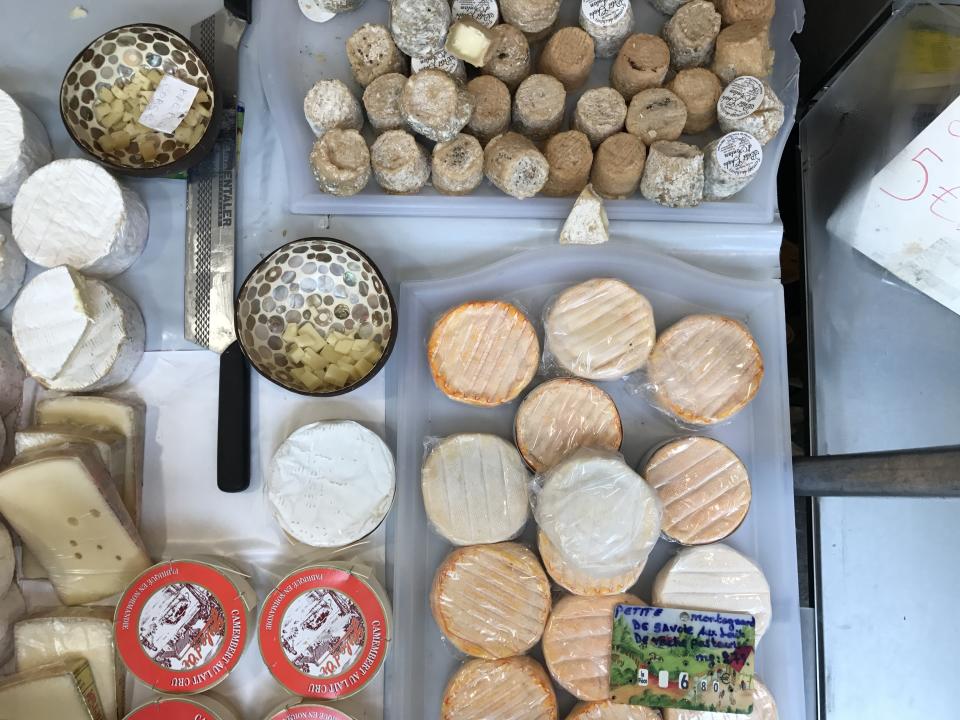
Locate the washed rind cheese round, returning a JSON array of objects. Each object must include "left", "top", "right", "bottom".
[
  {"left": 643, "top": 436, "right": 751, "bottom": 545},
  {"left": 124, "top": 695, "right": 241, "bottom": 720},
  {"left": 569, "top": 701, "right": 663, "bottom": 720},
  {"left": 422, "top": 434, "right": 530, "bottom": 545},
  {"left": 267, "top": 421, "right": 396, "bottom": 547},
  {"left": 663, "top": 678, "right": 778, "bottom": 720},
  {"left": 0, "top": 89, "right": 52, "bottom": 208},
  {"left": 652, "top": 543, "right": 772, "bottom": 640},
  {"left": 428, "top": 300, "right": 540, "bottom": 406},
  {"left": 0, "top": 219, "right": 25, "bottom": 310},
  {"left": 542, "top": 592, "right": 644, "bottom": 701},
  {"left": 646, "top": 314, "right": 764, "bottom": 425},
  {"left": 441, "top": 656, "right": 558, "bottom": 720},
  {"left": 515, "top": 378, "right": 622, "bottom": 473},
  {"left": 12, "top": 159, "right": 148, "bottom": 278},
  {"left": 431, "top": 542, "right": 551, "bottom": 659},
  {"left": 538, "top": 530, "right": 640, "bottom": 596},
  {"left": 544, "top": 278, "right": 656, "bottom": 380}
]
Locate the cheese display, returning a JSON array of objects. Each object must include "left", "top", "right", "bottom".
[
  {"left": 0, "top": 658, "right": 106, "bottom": 720},
  {"left": 14, "top": 608, "right": 123, "bottom": 720},
  {"left": 538, "top": 530, "right": 641, "bottom": 596},
  {"left": 263, "top": 701, "right": 356, "bottom": 720},
  {"left": 640, "top": 140, "right": 706, "bottom": 208},
  {"left": 259, "top": 562, "right": 391, "bottom": 700},
  {"left": 430, "top": 543, "right": 551, "bottom": 658},
  {"left": 646, "top": 314, "right": 764, "bottom": 425},
  {"left": 421, "top": 434, "right": 530, "bottom": 545},
  {"left": 303, "top": 79, "right": 363, "bottom": 138},
  {"left": 440, "top": 656, "right": 558, "bottom": 720},
  {"left": 267, "top": 421, "right": 396, "bottom": 547},
  {"left": 12, "top": 159, "right": 148, "bottom": 278},
  {"left": 124, "top": 695, "right": 241, "bottom": 720},
  {"left": 0, "top": 327, "right": 24, "bottom": 419},
  {"left": 568, "top": 701, "right": 662, "bottom": 720},
  {"left": 534, "top": 450, "right": 662, "bottom": 578},
  {"left": 643, "top": 436, "right": 752, "bottom": 545},
  {"left": 544, "top": 278, "right": 656, "bottom": 380},
  {"left": 0, "top": 584, "right": 26, "bottom": 664},
  {"left": 541, "top": 592, "right": 644, "bottom": 701},
  {"left": 0, "top": 445, "right": 150, "bottom": 605},
  {"left": 574, "top": 88, "right": 628, "bottom": 148},
  {"left": 559, "top": 184, "right": 609, "bottom": 244},
  {"left": 0, "top": 522, "right": 12, "bottom": 595},
  {"left": 663, "top": 678, "right": 779, "bottom": 720},
  {"left": 428, "top": 300, "right": 540, "bottom": 406},
  {"left": 0, "top": 218, "right": 26, "bottom": 310},
  {"left": 652, "top": 544, "right": 773, "bottom": 640},
  {"left": 12, "top": 267, "right": 146, "bottom": 392},
  {"left": 0, "top": 88, "right": 52, "bottom": 208},
  {"left": 515, "top": 379, "right": 622, "bottom": 472}
]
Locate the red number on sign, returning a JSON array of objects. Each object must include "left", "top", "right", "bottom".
[
  {"left": 879, "top": 147, "right": 943, "bottom": 201},
  {"left": 949, "top": 120, "right": 960, "bottom": 137}
]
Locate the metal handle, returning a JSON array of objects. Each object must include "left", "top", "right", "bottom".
[{"left": 217, "top": 340, "right": 251, "bottom": 492}]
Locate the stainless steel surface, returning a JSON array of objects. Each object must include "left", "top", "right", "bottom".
[{"left": 794, "top": 448, "right": 960, "bottom": 496}]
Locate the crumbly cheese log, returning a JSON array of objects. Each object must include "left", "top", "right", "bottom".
[
  {"left": 484, "top": 132, "right": 550, "bottom": 199},
  {"left": 718, "top": 76, "right": 785, "bottom": 145},
  {"left": 538, "top": 530, "right": 641, "bottom": 596},
  {"left": 346, "top": 23, "right": 407, "bottom": 87},
  {"left": 663, "top": 678, "right": 779, "bottom": 720},
  {"left": 611, "top": 34, "right": 671, "bottom": 100},
  {"left": 432, "top": 134, "right": 485, "bottom": 196},
  {"left": 441, "top": 656, "right": 558, "bottom": 720},
  {"left": 625, "top": 88, "right": 687, "bottom": 145},
  {"left": 712, "top": 20, "right": 775, "bottom": 83},
  {"left": 0, "top": 583, "right": 25, "bottom": 664},
  {"left": 0, "top": 89, "right": 52, "bottom": 209},
  {"left": 591, "top": 133, "right": 646, "bottom": 199},
  {"left": 0, "top": 658, "right": 106, "bottom": 720},
  {"left": 703, "top": 131, "right": 763, "bottom": 200},
  {"left": 390, "top": 0, "right": 451, "bottom": 59},
  {"left": 401, "top": 69, "right": 475, "bottom": 143},
  {"left": 500, "top": 0, "right": 561, "bottom": 35},
  {"left": 569, "top": 701, "right": 662, "bottom": 720},
  {"left": 539, "top": 27, "right": 595, "bottom": 91},
  {"left": 483, "top": 24, "right": 532, "bottom": 90},
  {"left": 574, "top": 88, "right": 628, "bottom": 148},
  {"left": 310, "top": 129, "right": 371, "bottom": 197},
  {"left": 303, "top": 79, "right": 363, "bottom": 137},
  {"left": 466, "top": 76, "right": 511, "bottom": 145},
  {"left": 542, "top": 131, "right": 594, "bottom": 198},
  {"left": 662, "top": 0, "right": 722, "bottom": 70},
  {"left": 513, "top": 74, "right": 566, "bottom": 140},
  {"left": 370, "top": 130, "right": 430, "bottom": 194},
  {"left": 558, "top": 184, "right": 608, "bottom": 245},
  {"left": 667, "top": 68, "right": 723, "bottom": 134},
  {"left": 0, "top": 219, "right": 26, "bottom": 310},
  {"left": 363, "top": 73, "right": 408, "bottom": 133},
  {"left": 716, "top": 0, "right": 776, "bottom": 26},
  {"left": 580, "top": 0, "right": 635, "bottom": 58},
  {"left": 640, "top": 141, "right": 705, "bottom": 208},
  {"left": 649, "top": 0, "right": 696, "bottom": 13}
]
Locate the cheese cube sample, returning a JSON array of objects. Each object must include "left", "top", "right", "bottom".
[
  {"left": 282, "top": 323, "right": 299, "bottom": 343},
  {"left": 289, "top": 346, "right": 306, "bottom": 364},
  {"left": 335, "top": 338, "right": 354, "bottom": 354},
  {"left": 302, "top": 347, "right": 326, "bottom": 371},
  {"left": 446, "top": 17, "right": 495, "bottom": 67},
  {"left": 0, "top": 446, "right": 150, "bottom": 605},
  {"left": 0, "top": 658, "right": 106, "bottom": 720},
  {"left": 320, "top": 343, "right": 341, "bottom": 364},
  {"left": 324, "top": 364, "right": 350, "bottom": 387}
]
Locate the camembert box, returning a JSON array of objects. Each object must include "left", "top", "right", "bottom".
[
  {"left": 264, "top": 701, "right": 357, "bottom": 720},
  {"left": 124, "top": 695, "right": 240, "bottom": 720}
]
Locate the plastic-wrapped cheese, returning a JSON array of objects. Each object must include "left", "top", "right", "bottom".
[
  {"left": 663, "top": 678, "right": 779, "bottom": 720},
  {"left": 0, "top": 218, "right": 25, "bottom": 310},
  {"left": 0, "top": 89, "right": 52, "bottom": 208},
  {"left": 570, "top": 701, "right": 662, "bottom": 720},
  {"left": 441, "top": 656, "right": 558, "bottom": 720},
  {"left": 0, "top": 658, "right": 105, "bottom": 719},
  {"left": 125, "top": 695, "right": 241, "bottom": 720},
  {"left": 538, "top": 530, "right": 641, "bottom": 596}
]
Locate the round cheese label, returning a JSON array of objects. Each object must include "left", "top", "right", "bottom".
[
  {"left": 259, "top": 565, "right": 391, "bottom": 700},
  {"left": 265, "top": 703, "right": 357, "bottom": 720},
  {"left": 298, "top": 0, "right": 336, "bottom": 22},
  {"left": 125, "top": 698, "right": 223, "bottom": 720},
  {"left": 715, "top": 132, "right": 763, "bottom": 178},
  {"left": 115, "top": 561, "right": 251, "bottom": 693},
  {"left": 717, "top": 76, "right": 765, "bottom": 121},
  {"left": 452, "top": 0, "right": 499, "bottom": 28},
  {"left": 411, "top": 49, "right": 464, "bottom": 77},
  {"left": 581, "top": 0, "right": 630, "bottom": 27}
]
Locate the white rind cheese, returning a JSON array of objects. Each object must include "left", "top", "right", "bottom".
[
  {"left": 421, "top": 433, "right": 530, "bottom": 545},
  {"left": 0, "top": 328, "right": 24, "bottom": 418},
  {"left": 0, "top": 583, "right": 26, "bottom": 665},
  {"left": 0, "top": 218, "right": 26, "bottom": 309},
  {"left": 12, "top": 159, "right": 148, "bottom": 278},
  {"left": 267, "top": 420, "right": 396, "bottom": 547},
  {"left": 0, "top": 89, "right": 52, "bottom": 209},
  {"left": 13, "top": 267, "right": 145, "bottom": 392},
  {"left": 0, "top": 523, "right": 12, "bottom": 596}
]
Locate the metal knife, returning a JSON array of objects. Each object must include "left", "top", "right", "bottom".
[{"left": 185, "top": 0, "right": 252, "bottom": 493}]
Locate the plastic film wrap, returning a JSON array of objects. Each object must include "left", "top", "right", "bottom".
[
  {"left": 662, "top": 677, "right": 779, "bottom": 720},
  {"left": 642, "top": 436, "right": 752, "bottom": 545},
  {"left": 542, "top": 592, "right": 644, "bottom": 701},
  {"left": 441, "top": 656, "right": 559, "bottom": 720},
  {"left": 568, "top": 700, "right": 663, "bottom": 719},
  {"left": 430, "top": 542, "right": 551, "bottom": 659},
  {"left": 514, "top": 378, "right": 623, "bottom": 473},
  {"left": 532, "top": 449, "right": 662, "bottom": 578},
  {"left": 642, "top": 314, "right": 764, "bottom": 426},
  {"left": 263, "top": 700, "right": 358, "bottom": 720},
  {"left": 421, "top": 434, "right": 530, "bottom": 546},
  {"left": 537, "top": 530, "right": 640, "bottom": 597},
  {"left": 542, "top": 278, "right": 656, "bottom": 381},
  {"left": 428, "top": 299, "right": 541, "bottom": 407},
  {"left": 652, "top": 543, "right": 772, "bottom": 640}
]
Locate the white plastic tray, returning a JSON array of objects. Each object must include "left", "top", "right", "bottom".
[
  {"left": 258, "top": 0, "right": 803, "bottom": 222},
  {"left": 384, "top": 242, "right": 804, "bottom": 719}
]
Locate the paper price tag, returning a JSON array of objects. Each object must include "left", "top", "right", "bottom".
[
  {"left": 582, "top": 0, "right": 630, "bottom": 27},
  {"left": 138, "top": 74, "right": 200, "bottom": 134}
]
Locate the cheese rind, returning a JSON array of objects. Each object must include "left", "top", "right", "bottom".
[
  {"left": 0, "top": 583, "right": 26, "bottom": 664},
  {"left": 559, "top": 185, "right": 609, "bottom": 245},
  {"left": 538, "top": 530, "right": 640, "bottom": 596},
  {"left": 663, "top": 677, "right": 778, "bottom": 720},
  {"left": 0, "top": 89, "right": 52, "bottom": 208},
  {"left": 16, "top": 426, "right": 126, "bottom": 491},
  {"left": 569, "top": 701, "right": 662, "bottom": 720},
  {"left": 0, "top": 657, "right": 106, "bottom": 720},
  {"left": 0, "top": 218, "right": 26, "bottom": 310},
  {"left": 441, "top": 656, "right": 558, "bottom": 720}
]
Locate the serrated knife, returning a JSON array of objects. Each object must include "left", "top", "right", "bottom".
[{"left": 185, "top": 0, "right": 251, "bottom": 493}]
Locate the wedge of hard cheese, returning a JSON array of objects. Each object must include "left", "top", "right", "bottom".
[
  {"left": 0, "top": 446, "right": 150, "bottom": 605},
  {"left": 15, "top": 607, "right": 123, "bottom": 720},
  {"left": 0, "top": 657, "right": 106, "bottom": 720}
]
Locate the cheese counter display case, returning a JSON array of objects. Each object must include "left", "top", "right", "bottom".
[{"left": 0, "top": 0, "right": 810, "bottom": 719}]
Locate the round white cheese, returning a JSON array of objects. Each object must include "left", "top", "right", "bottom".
[
  {"left": 0, "top": 328, "right": 24, "bottom": 418},
  {"left": 421, "top": 434, "right": 530, "bottom": 545},
  {"left": 652, "top": 543, "right": 773, "bottom": 640},
  {"left": 12, "top": 159, "right": 148, "bottom": 278},
  {"left": 0, "top": 219, "right": 25, "bottom": 310},
  {"left": 267, "top": 421, "right": 396, "bottom": 547},
  {"left": 663, "top": 678, "right": 778, "bottom": 720},
  {"left": 0, "top": 89, "right": 52, "bottom": 208},
  {"left": 535, "top": 450, "right": 662, "bottom": 578}
]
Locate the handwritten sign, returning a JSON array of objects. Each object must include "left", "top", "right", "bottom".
[
  {"left": 139, "top": 74, "right": 199, "bottom": 134},
  {"left": 836, "top": 92, "right": 960, "bottom": 316}
]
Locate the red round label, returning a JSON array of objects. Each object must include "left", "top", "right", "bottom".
[
  {"left": 267, "top": 704, "right": 356, "bottom": 720},
  {"left": 259, "top": 566, "right": 390, "bottom": 699},
  {"left": 125, "top": 698, "right": 220, "bottom": 720},
  {"left": 115, "top": 561, "right": 250, "bottom": 693}
]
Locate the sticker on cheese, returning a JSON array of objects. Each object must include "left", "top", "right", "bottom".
[
  {"left": 428, "top": 300, "right": 540, "bottom": 407},
  {"left": 652, "top": 544, "right": 772, "bottom": 640},
  {"left": 15, "top": 608, "right": 123, "bottom": 720},
  {"left": 0, "top": 218, "right": 25, "bottom": 310},
  {"left": 452, "top": 0, "right": 499, "bottom": 28},
  {"left": 441, "top": 656, "right": 558, "bottom": 720},
  {"left": 0, "top": 327, "right": 24, "bottom": 418},
  {"left": 645, "top": 314, "right": 764, "bottom": 425},
  {"left": 534, "top": 449, "right": 662, "bottom": 578},
  {"left": 542, "top": 593, "right": 643, "bottom": 701},
  {"left": 0, "top": 657, "right": 105, "bottom": 719},
  {"left": 431, "top": 543, "right": 551, "bottom": 659},
  {"left": 515, "top": 378, "right": 622, "bottom": 473},
  {"left": 569, "top": 701, "right": 662, "bottom": 720},
  {"left": 0, "top": 584, "right": 26, "bottom": 665},
  {"left": 538, "top": 530, "right": 640, "bottom": 597},
  {"left": 643, "top": 437, "right": 751, "bottom": 545},
  {"left": 0, "top": 88, "right": 52, "bottom": 208},
  {"left": 115, "top": 558, "right": 256, "bottom": 694},
  {"left": 662, "top": 678, "right": 778, "bottom": 720},
  {"left": 266, "top": 421, "right": 396, "bottom": 548},
  {"left": 263, "top": 702, "right": 357, "bottom": 720},
  {"left": 12, "top": 267, "right": 146, "bottom": 392},
  {"left": 421, "top": 434, "right": 530, "bottom": 545},
  {"left": 124, "top": 694, "right": 241, "bottom": 720},
  {"left": 544, "top": 279, "right": 655, "bottom": 381},
  {"left": 12, "top": 159, "right": 148, "bottom": 278},
  {"left": 716, "top": 76, "right": 765, "bottom": 122},
  {"left": 259, "top": 563, "right": 391, "bottom": 700},
  {"left": 0, "top": 445, "right": 149, "bottom": 605}
]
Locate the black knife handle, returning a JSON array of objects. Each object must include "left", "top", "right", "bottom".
[
  {"left": 218, "top": 340, "right": 251, "bottom": 493},
  {"left": 226, "top": 0, "right": 252, "bottom": 23}
]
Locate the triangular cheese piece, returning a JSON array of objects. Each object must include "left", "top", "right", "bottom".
[{"left": 559, "top": 184, "right": 609, "bottom": 245}]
